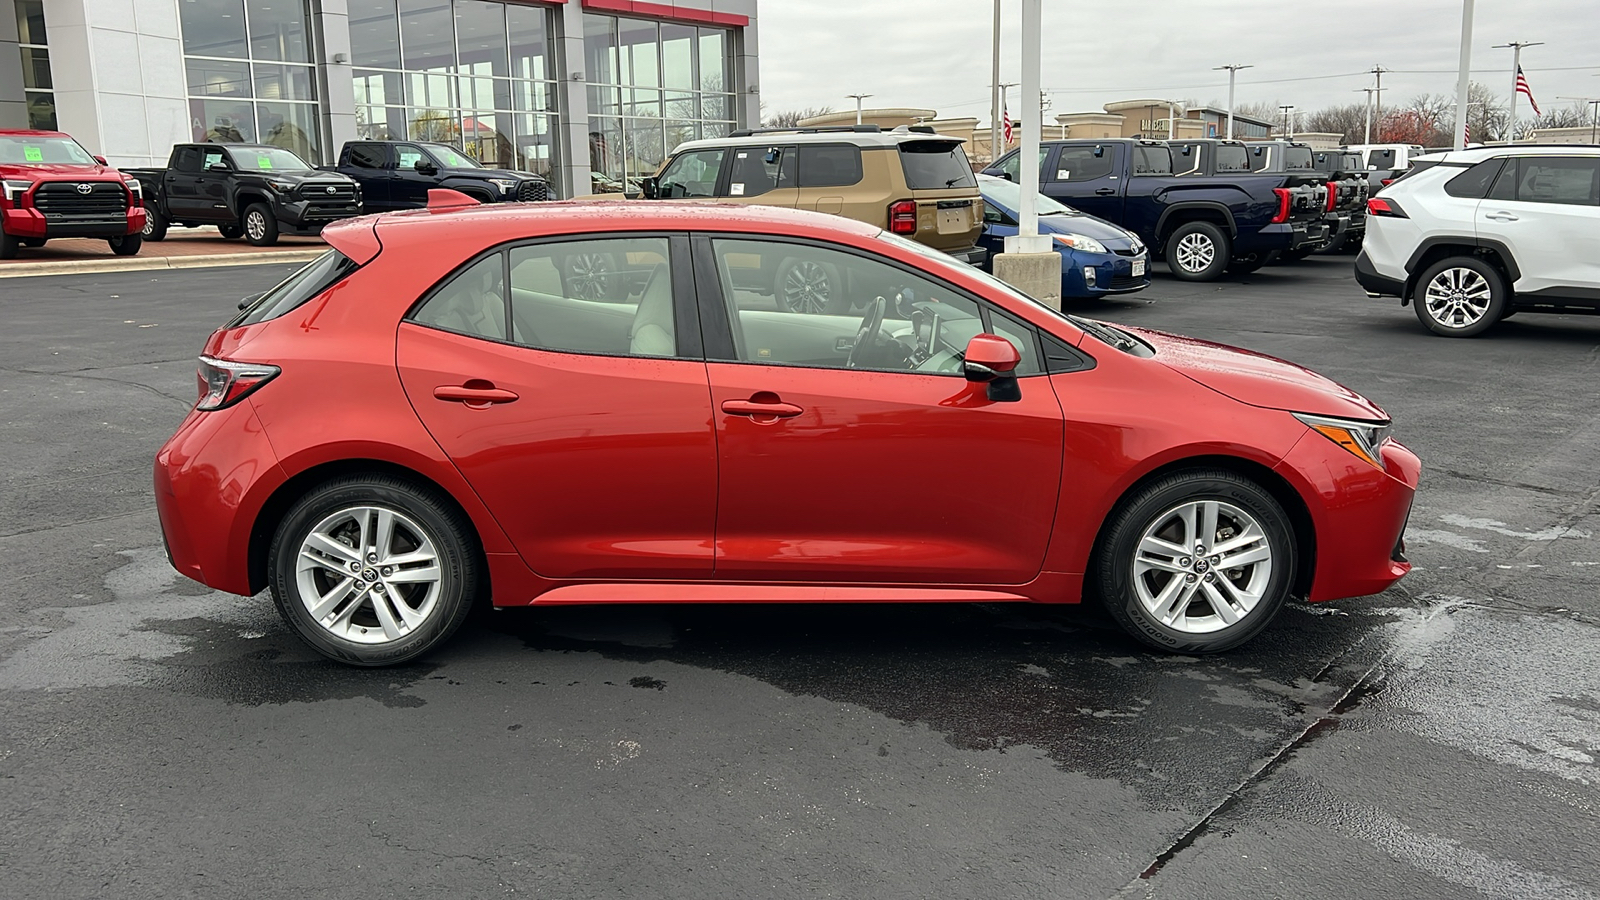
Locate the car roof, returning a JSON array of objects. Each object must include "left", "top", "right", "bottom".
[
  {"left": 1412, "top": 144, "right": 1600, "bottom": 164},
  {"left": 671, "top": 128, "right": 964, "bottom": 154},
  {"left": 0, "top": 128, "right": 71, "bottom": 138}
]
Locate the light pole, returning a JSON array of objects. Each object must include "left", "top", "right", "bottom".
[
  {"left": 1493, "top": 41, "right": 1543, "bottom": 142},
  {"left": 990, "top": 0, "right": 1001, "bottom": 163},
  {"left": 1017, "top": 0, "right": 1042, "bottom": 246},
  {"left": 1453, "top": 0, "right": 1474, "bottom": 151},
  {"left": 1214, "top": 64, "right": 1253, "bottom": 140},
  {"left": 846, "top": 93, "right": 872, "bottom": 125},
  {"left": 1279, "top": 104, "right": 1295, "bottom": 139},
  {"left": 1369, "top": 65, "right": 1389, "bottom": 138},
  {"left": 1557, "top": 97, "right": 1600, "bottom": 144},
  {"left": 1354, "top": 87, "right": 1377, "bottom": 144}
]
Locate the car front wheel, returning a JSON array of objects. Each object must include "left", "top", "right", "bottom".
[
  {"left": 1413, "top": 256, "right": 1505, "bottom": 338},
  {"left": 243, "top": 203, "right": 279, "bottom": 246},
  {"left": 108, "top": 234, "right": 142, "bottom": 256},
  {"left": 269, "top": 476, "right": 479, "bottom": 666},
  {"left": 1164, "top": 222, "right": 1230, "bottom": 282},
  {"left": 1097, "top": 469, "right": 1296, "bottom": 654}
]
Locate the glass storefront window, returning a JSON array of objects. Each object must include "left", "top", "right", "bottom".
[
  {"left": 16, "top": 0, "right": 54, "bottom": 129},
  {"left": 181, "top": 0, "right": 249, "bottom": 59},
  {"left": 257, "top": 101, "right": 318, "bottom": 160},
  {"left": 508, "top": 4, "right": 550, "bottom": 81},
  {"left": 181, "top": 0, "right": 320, "bottom": 159},
  {"left": 349, "top": 0, "right": 403, "bottom": 69},
  {"left": 247, "top": 0, "right": 310, "bottom": 62},
  {"left": 455, "top": 0, "right": 509, "bottom": 77},
  {"left": 399, "top": 0, "right": 454, "bottom": 71},
  {"left": 187, "top": 58, "right": 251, "bottom": 97},
  {"left": 254, "top": 63, "right": 316, "bottom": 102},
  {"left": 190, "top": 98, "right": 259, "bottom": 143}
]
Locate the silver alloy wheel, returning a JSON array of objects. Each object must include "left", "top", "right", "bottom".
[
  {"left": 565, "top": 252, "right": 613, "bottom": 300},
  {"left": 1175, "top": 233, "right": 1216, "bottom": 273},
  {"left": 294, "top": 505, "right": 443, "bottom": 645},
  {"left": 245, "top": 210, "right": 267, "bottom": 242},
  {"left": 141, "top": 216, "right": 155, "bottom": 237},
  {"left": 1423, "top": 266, "right": 1492, "bottom": 328},
  {"left": 780, "top": 261, "right": 833, "bottom": 314},
  {"left": 1132, "top": 499, "right": 1273, "bottom": 635}
]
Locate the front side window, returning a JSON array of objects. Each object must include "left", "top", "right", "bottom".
[
  {"left": 899, "top": 140, "right": 976, "bottom": 189},
  {"left": 412, "top": 255, "right": 507, "bottom": 340},
  {"left": 657, "top": 148, "right": 724, "bottom": 198},
  {"left": 202, "top": 147, "right": 228, "bottom": 169},
  {"left": 1055, "top": 146, "right": 1114, "bottom": 182},
  {"left": 395, "top": 144, "right": 429, "bottom": 170},
  {"left": 711, "top": 238, "right": 987, "bottom": 375},
  {"left": 508, "top": 238, "right": 676, "bottom": 356},
  {"left": 1491, "top": 157, "right": 1600, "bottom": 206}
]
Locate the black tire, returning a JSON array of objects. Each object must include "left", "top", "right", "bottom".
[
  {"left": 1163, "top": 221, "right": 1230, "bottom": 282},
  {"left": 0, "top": 231, "right": 19, "bottom": 259},
  {"left": 774, "top": 257, "right": 847, "bottom": 314},
  {"left": 1411, "top": 256, "right": 1506, "bottom": 338},
  {"left": 242, "top": 203, "right": 279, "bottom": 246},
  {"left": 19, "top": 237, "right": 46, "bottom": 248},
  {"left": 142, "top": 208, "right": 168, "bottom": 241},
  {"left": 108, "top": 233, "right": 142, "bottom": 256},
  {"left": 269, "top": 475, "right": 480, "bottom": 667},
  {"left": 219, "top": 223, "right": 243, "bottom": 240},
  {"left": 1096, "top": 469, "right": 1296, "bottom": 654}
]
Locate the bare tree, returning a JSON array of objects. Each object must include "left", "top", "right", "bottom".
[
  {"left": 764, "top": 106, "right": 835, "bottom": 128},
  {"left": 1232, "top": 101, "right": 1280, "bottom": 125},
  {"left": 1302, "top": 104, "right": 1368, "bottom": 143},
  {"left": 1532, "top": 101, "right": 1593, "bottom": 130}
]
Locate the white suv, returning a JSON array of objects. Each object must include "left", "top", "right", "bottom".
[{"left": 1356, "top": 146, "right": 1600, "bottom": 337}]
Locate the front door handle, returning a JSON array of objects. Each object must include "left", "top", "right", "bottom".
[
  {"left": 434, "top": 382, "right": 519, "bottom": 407},
  {"left": 1094, "top": 187, "right": 1116, "bottom": 195},
  {"left": 721, "top": 398, "right": 803, "bottom": 419},
  {"left": 1484, "top": 211, "right": 1518, "bottom": 222}
]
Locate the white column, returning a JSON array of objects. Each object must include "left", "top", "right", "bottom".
[
  {"left": 555, "top": 1, "right": 592, "bottom": 197},
  {"left": 1453, "top": 0, "right": 1473, "bottom": 150},
  {"left": 1225, "top": 70, "right": 1236, "bottom": 139},
  {"left": 989, "top": 0, "right": 1000, "bottom": 164},
  {"left": 1507, "top": 45, "right": 1521, "bottom": 142},
  {"left": 314, "top": 0, "right": 358, "bottom": 164},
  {"left": 1005, "top": 0, "right": 1048, "bottom": 254}
]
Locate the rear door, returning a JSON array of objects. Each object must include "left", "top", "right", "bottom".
[
  {"left": 396, "top": 233, "right": 719, "bottom": 579},
  {"left": 1482, "top": 156, "right": 1600, "bottom": 294},
  {"left": 164, "top": 146, "right": 206, "bottom": 219}
]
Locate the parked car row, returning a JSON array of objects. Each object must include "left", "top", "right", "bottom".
[{"left": 0, "top": 128, "right": 553, "bottom": 257}]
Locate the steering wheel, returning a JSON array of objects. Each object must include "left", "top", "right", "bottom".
[{"left": 845, "top": 296, "right": 887, "bottom": 369}]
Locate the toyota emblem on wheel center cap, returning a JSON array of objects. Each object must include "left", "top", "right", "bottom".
[{"left": 76, "top": 183, "right": 93, "bottom": 194}]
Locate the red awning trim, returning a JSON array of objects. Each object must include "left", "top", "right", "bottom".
[{"left": 581, "top": 0, "right": 749, "bottom": 27}]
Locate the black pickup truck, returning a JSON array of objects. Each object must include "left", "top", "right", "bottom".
[
  {"left": 318, "top": 141, "right": 552, "bottom": 212},
  {"left": 986, "top": 139, "right": 1326, "bottom": 280},
  {"left": 1309, "top": 148, "right": 1369, "bottom": 253},
  {"left": 126, "top": 144, "right": 362, "bottom": 245}
]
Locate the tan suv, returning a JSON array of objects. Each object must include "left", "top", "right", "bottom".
[{"left": 641, "top": 126, "right": 984, "bottom": 310}]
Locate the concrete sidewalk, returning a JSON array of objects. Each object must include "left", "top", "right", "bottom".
[{"left": 0, "top": 227, "right": 326, "bottom": 278}]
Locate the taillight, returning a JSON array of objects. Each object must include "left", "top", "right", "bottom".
[
  {"left": 888, "top": 200, "right": 917, "bottom": 235},
  {"left": 1367, "top": 197, "right": 1408, "bottom": 218},
  {"left": 1325, "top": 180, "right": 1339, "bottom": 212},
  {"left": 1380, "top": 178, "right": 1395, "bottom": 187},
  {"left": 1270, "top": 188, "right": 1291, "bottom": 224},
  {"left": 196, "top": 355, "right": 280, "bottom": 410}
]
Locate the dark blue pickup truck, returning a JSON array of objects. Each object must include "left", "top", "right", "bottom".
[{"left": 986, "top": 139, "right": 1327, "bottom": 280}]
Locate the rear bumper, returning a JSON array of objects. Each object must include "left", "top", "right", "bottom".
[
  {"left": 1236, "top": 220, "right": 1327, "bottom": 254},
  {"left": 1355, "top": 250, "right": 1406, "bottom": 298},
  {"left": 944, "top": 244, "right": 987, "bottom": 267},
  {"left": 2, "top": 206, "right": 146, "bottom": 239}
]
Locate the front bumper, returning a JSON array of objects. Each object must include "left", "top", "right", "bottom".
[
  {"left": 1065, "top": 249, "right": 1150, "bottom": 298},
  {"left": 1274, "top": 432, "right": 1420, "bottom": 603},
  {"left": 276, "top": 196, "right": 364, "bottom": 234},
  {"left": 2, "top": 205, "right": 147, "bottom": 239}
]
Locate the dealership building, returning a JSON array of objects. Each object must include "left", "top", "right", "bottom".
[{"left": 1, "top": 0, "right": 761, "bottom": 197}]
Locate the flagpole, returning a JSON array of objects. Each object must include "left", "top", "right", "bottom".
[
  {"left": 1453, "top": 0, "right": 1473, "bottom": 151},
  {"left": 990, "top": 0, "right": 1000, "bottom": 165},
  {"left": 1496, "top": 41, "right": 1544, "bottom": 143}
]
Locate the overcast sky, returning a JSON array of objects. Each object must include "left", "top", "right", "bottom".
[{"left": 757, "top": 1, "right": 1600, "bottom": 126}]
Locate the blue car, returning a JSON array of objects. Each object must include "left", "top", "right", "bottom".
[{"left": 976, "top": 174, "right": 1150, "bottom": 299}]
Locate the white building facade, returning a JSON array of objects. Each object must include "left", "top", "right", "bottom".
[{"left": 2, "top": 0, "right": 761, "bottom": 198}]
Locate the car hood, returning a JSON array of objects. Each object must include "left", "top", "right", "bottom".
[
  {"left": 0, "top": 162, "right": 125, "bottom": 180},
  {"left": 245, "top": 170, "right": 357, "bottom": 186},
  {"left": 1125, "top": 325, "right": 1389, "bottom": 420},
  {"left": 1034, "top": 211, "right": 1140, "bottom": 250}
]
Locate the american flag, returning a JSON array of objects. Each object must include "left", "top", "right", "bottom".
[
  {"left": 1002, "top": 102, "right": 1013, "bottom": 145},
  {"left": 1515, "top": 65, "right": 1541, "bottom": 116}
]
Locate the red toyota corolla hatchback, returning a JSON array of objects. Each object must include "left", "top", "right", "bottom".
[{"left": 154, "top": 198, "right": 1418, "bottom": 666}]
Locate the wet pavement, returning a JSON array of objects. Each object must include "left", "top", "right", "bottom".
[{"left": 1, "top": 257, "right": 1596, "bottom": 898}]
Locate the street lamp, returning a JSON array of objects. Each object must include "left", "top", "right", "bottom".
[
  {"left": 1492, "top": 41, "right": 1543, "bottom": 142},
  {"left": 846, "top": 93, "right": 872, "bottom": 125},
  {"left": 1214, "top": 64, "right": 1253, "bottom": 140}
]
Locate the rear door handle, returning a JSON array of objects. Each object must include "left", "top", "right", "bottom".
[
  {"left": 434, "top": 383, "right": 519, "bottom": 407},
  {"left": 1094, "top": 187, "right": 1116, "bottom": 196},
  {"left": 721, "top": 399, "right": 803, "bottom": 419},
  {"left": 1484, "top": 211, "right": 1518, "bottom": 222}
]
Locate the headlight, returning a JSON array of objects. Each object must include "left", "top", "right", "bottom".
[
  {"left": 269, "top": 180, "right": 297, "bottom": 193},
  {"left": 1127, "top": 233, "right": 1144, "bottom": 253},
  {"left": 1294, "top": 413, "right": 1392, "bottom": 469},
  {"left": 2, "top": 179, "right": 33, "bottom": 203},
  {"left": 1052, "top": 233, "right": 1108, "bottom": 254},
  {"left": 488, "top": 178, "right": 518, "bottom": 193},
  {"left": 123, "top": 179, "right": 142, "bottom": 199}
]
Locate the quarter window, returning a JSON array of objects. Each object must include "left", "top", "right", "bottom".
[
  {"left": 986, "top": 309, "right": 1043, "bottom": 377},
  {"left": 1444, "top": 158, "right": 1505, "bottom": 199},
  {"left": 657, "top": 148, "right": 724, "bottom": 198},
  {"left": 412, "top": 254, "right": 507, "bottom": 340},
  {"left": 709, "top": 238, "right": 986, "bottom": 375},
  {"left": 508, "top": 237, "right": 677, "bottom": 357}
]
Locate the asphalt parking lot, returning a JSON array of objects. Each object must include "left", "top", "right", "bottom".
[{"left": 2, "top": 254, "right": 1597, "bottom": 899}]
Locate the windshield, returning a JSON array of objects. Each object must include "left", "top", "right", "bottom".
[
  {"left": 898, "top": 140, "right": 977, "bottom": 189},
  {"left": 0, "top": 135, "right": 96, "bottom": 165},
  {"left": 977, "top": 176, "right": 1077, "bottom": 216},
  {"left": 425, "top": 144, "right": 482, "bottom": 168},
  {"left": 231, "top": 147, "right": 312, "bottom": 172}
]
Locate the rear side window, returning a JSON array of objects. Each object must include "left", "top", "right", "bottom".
[
  {"left": 797, "top": 144, "right": 862, "bottom": 187},
  {"left": 1055, "top": 147, "right": 1114, "bottom": 181},
  {"left": 348, "top": 143, "right": 387, "bottom": 169},
  {"left": 898, "top": 141, "right": 976, "bottom": 189},
  {"left": 1171, "top": 144, "right": 1200, "bottom": 176},
  {"left": 412, "top": 254, "right": 507, "bottom": 340},
  {"left": 174, "top": 146, "right": 201, "bottom": 173},
  {"left": 231, "top": 250, "right": 361, "bottom": 326},
  {"left": 1132, "top": 145, "right": 1171, "bottom": 175},
  {"left": 725, "top": 146, "right": 784, "bottom": 198},
  {"left": 1490, "top": 157, "right": 1600, "bottom": 206},
  {"left": 1283, "top": 147, "right": 1314, "bottom": 170},
  {"left": 1444, "top": 158, "right": 1505, "bottom": 199},
  {"left": 1215, "top": 145, "right": 1249, "bottom": 172}
]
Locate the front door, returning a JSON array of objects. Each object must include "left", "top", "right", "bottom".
[
  {"left": 397, "top": 234, "right": 718, "bottom": 579},
  {"left": 696, "top": 235, "right": 1065, "bottom": 585},
  {"left": 189, "top": 146, "right": 235, "bottom": 223},
  {"left": 391, "top": 144, "right": 437, "bottom": 208}
]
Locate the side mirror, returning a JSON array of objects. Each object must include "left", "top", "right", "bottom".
[
  {"left": 415, "top": 160, "right": 437, "bottom": 175},
  {"left": 94, "top": 155, "right": 108, "bottom": 165},
  {"left": 208, "top": 162, "right": 230, "bottom": 172},
  {"left": 963, "top": 334, "right": 1023, "bottom": 401},
  {"left": 640, "top": 176, "right": 659, "bottom": 199}
]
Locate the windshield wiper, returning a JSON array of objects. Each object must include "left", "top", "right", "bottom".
[{"left": 1069, "top": 315, "right": 1143, "bottom": 353}]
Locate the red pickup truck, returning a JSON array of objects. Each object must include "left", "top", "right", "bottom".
[{"left": 0, "top": 129, "right": 147, "bottom": 259}]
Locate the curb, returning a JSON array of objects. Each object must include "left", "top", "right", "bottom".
[{"left": 0, "top": 249, "right": 325, "bottom": 279}]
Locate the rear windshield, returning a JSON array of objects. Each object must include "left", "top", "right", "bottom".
[
  {"left": 1284, "top": 147, "right": 1315, "bottom": 170},
  {"left": 898, "top": 141, "right": 976, "bottom": 189},
  {"left": 1132, "top": 145, "right": 1172, "bottom": 175},
  {"left": 1215, "top": 145, "right": 1250, "bottom": 172},
  {"left": 231, "top": 250, "right": 360, "bottom": 326}
]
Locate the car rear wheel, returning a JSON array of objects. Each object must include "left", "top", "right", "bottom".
[
  {"left": 142, "top": 209, "right": 168, "bottom": 241},
  {"left": 1096, "top": 469, "right": 1295, "bottom": 654},
  {"left": 20, "top": 237, "right": 46, "bottom": 248},
  {"left": 775, "top": 258, "right": 846, "bottom": 314},
  {"left": 219, "top": 224, "right": 243, "bottom": 240},
  {"left": 269, "top": 476, "right": 479, "bottom": 667},
  {"left": 108, "top": 234, "right": 142, "bottom": 256},
  {"left": 243, "top": 203, "right": 279, "bottom": 246},
  {"left": 0, "top": 231, "right": 19, "bottom": 259},
  {"left": 1413, "top": 256, "right": 1505, "bottom": 338},
  {"left": 1164, "top": 222, "right": 1230, "bottom": 282}
]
